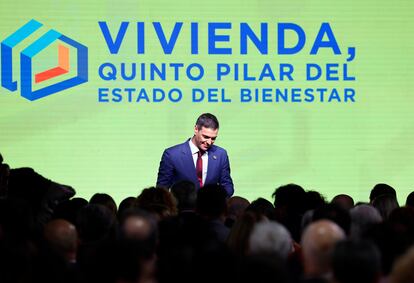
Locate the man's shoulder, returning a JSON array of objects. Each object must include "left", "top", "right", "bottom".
[
  {"left": 209, "top": 144, "right": 227, "bottom": 155},
  {"left": 164, "top": 140, "right": 189, "bottom": 153}
]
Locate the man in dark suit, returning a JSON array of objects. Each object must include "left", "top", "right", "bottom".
[{"left": 156, "top": 113, "right": 234, "bottom": 197}]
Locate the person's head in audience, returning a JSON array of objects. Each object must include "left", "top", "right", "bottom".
[
  {"left": 118, "top": 196, "right": 136, "bottom": 220},
  {"left": 301, "top": 191, "right": 328, "bottom": 232},
  {"left": 301, "top": 219, "right": 345, "bottom": 280},
  {"left": 44, "top": 219, "right": 78, "bottom": 263},
  {"left": 225, "top": 196, "right": 250, "bottom": 227},
  {"left": 273, "top": 183, "right": 307, "bottom": 211},
  {"left": 372, "top": 194, "right": 399, "bottom": 221},
  {"left": 370, "top": 183, "right": 397, "bottom": 203},
  {"left": 77, "top": 203, "right": 117, "bottom": 243},
  {"left": 89, "top": 193, "right": 117, "bottom": 217},
  {"left": 272, "top": 183, "right": 307, "bottom": 242},
  {"left": 331, "top": 194, "right": 354, "bottom": 211},
  {"left": 305, "top": 190, "right": 327, "bottom": 211},
  {"left": 69, "top": 197, "right": 88, "bottom": 226},
  {"left": 119, "top": 208, "right": 158, "bottom": 243},
  {"left": 170, "top": 180, "right": 197, "bottom": 212},
  {"left": 53, "top": 197, "right": 88, "bottom": 227},
  {"left": 245, "top": 197, "right": 276, "bottom": 220},
  {"left": 136, "top": 186, "right": 177, "bottom": 220},
  {"left": 332, "top": 239, "right": 381, "bottom": 283},
  {"left": 350, "top": 204, "right": 382, "bottom": 239},
  {"left": 227, "top": 196, "right": 250, "bottom": 218},
  {"left": 249, "top": 220, "right": 292, "bottom": 260},
  {"left": 405, "top": 191, "right": 414, "bottom": 208}
]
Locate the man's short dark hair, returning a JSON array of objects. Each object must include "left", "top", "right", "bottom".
[
  {"left": 406, "top": 191, "right": 414, "bottom": 207},
  {"left": 195, "top": 113, "right": 219, "bottom": 130},
  {"left": 170, "top": 180, "right": 197, "bottom": 211},
  {"left": 369, "top": 183, "right": 396, "bottom": 203}
]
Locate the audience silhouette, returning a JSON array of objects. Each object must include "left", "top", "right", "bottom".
[{"left": 1, "top": 152, "right": 414, "bottom": 283}]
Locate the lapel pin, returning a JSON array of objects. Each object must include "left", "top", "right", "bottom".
[{"left": 213, "top": 155, "right": 217, "bottom": 160}]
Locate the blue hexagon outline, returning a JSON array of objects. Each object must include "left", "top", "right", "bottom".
[{"left": 20, "top": 29, "right": 88, "bottom": 101}]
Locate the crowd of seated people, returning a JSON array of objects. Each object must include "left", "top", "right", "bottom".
[{"left": 1, "top": 153, "right": 414, "bottom": 283}]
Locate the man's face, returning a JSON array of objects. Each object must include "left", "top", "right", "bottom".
[{"left": 193, "top": 126, "right": 218, "bottom": 152}]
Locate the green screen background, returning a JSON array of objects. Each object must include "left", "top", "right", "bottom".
[{"left": 1, "top": 0, "right": 413, "bottom": 204}]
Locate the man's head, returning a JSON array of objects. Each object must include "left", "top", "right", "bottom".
[
  {"left": 369, "top": 183, "right": 396, "bottom": 203},
  {"left": 170, "top": 180, "right": 197, "bottom": 212},
  {"left": 249, "top": 220, "right": 292, "bottom": 259},
  {"left": 331, "top": 194, "right": 355, "bottom": 211},
  {"left": 301, "top": 219, "right": 346, "bottom": 278},
  {"left": 44, "top": 219, "right": 78, "bottom": 262},
  {"left": 192, "top": 113, "right": 219, "bottom": 152}
]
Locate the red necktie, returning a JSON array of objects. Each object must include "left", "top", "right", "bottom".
[{"left": 196, "top": 151, "right": 203, "bottom": 187}]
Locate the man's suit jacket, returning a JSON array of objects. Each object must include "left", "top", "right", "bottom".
[{"left": 156, "top": 140, "right": 234, "bottom": 197}]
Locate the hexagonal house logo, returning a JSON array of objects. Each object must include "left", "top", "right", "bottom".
[{"left": 1, "top": 19, "right": 88, "bottom": 101}]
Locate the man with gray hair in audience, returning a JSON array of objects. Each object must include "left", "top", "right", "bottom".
[
  {"left": 249, "top": 220, "right": 293, "bottom": 260},
  {"left": 349, "top": 204, "right": 382, "bottom": 239}
]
